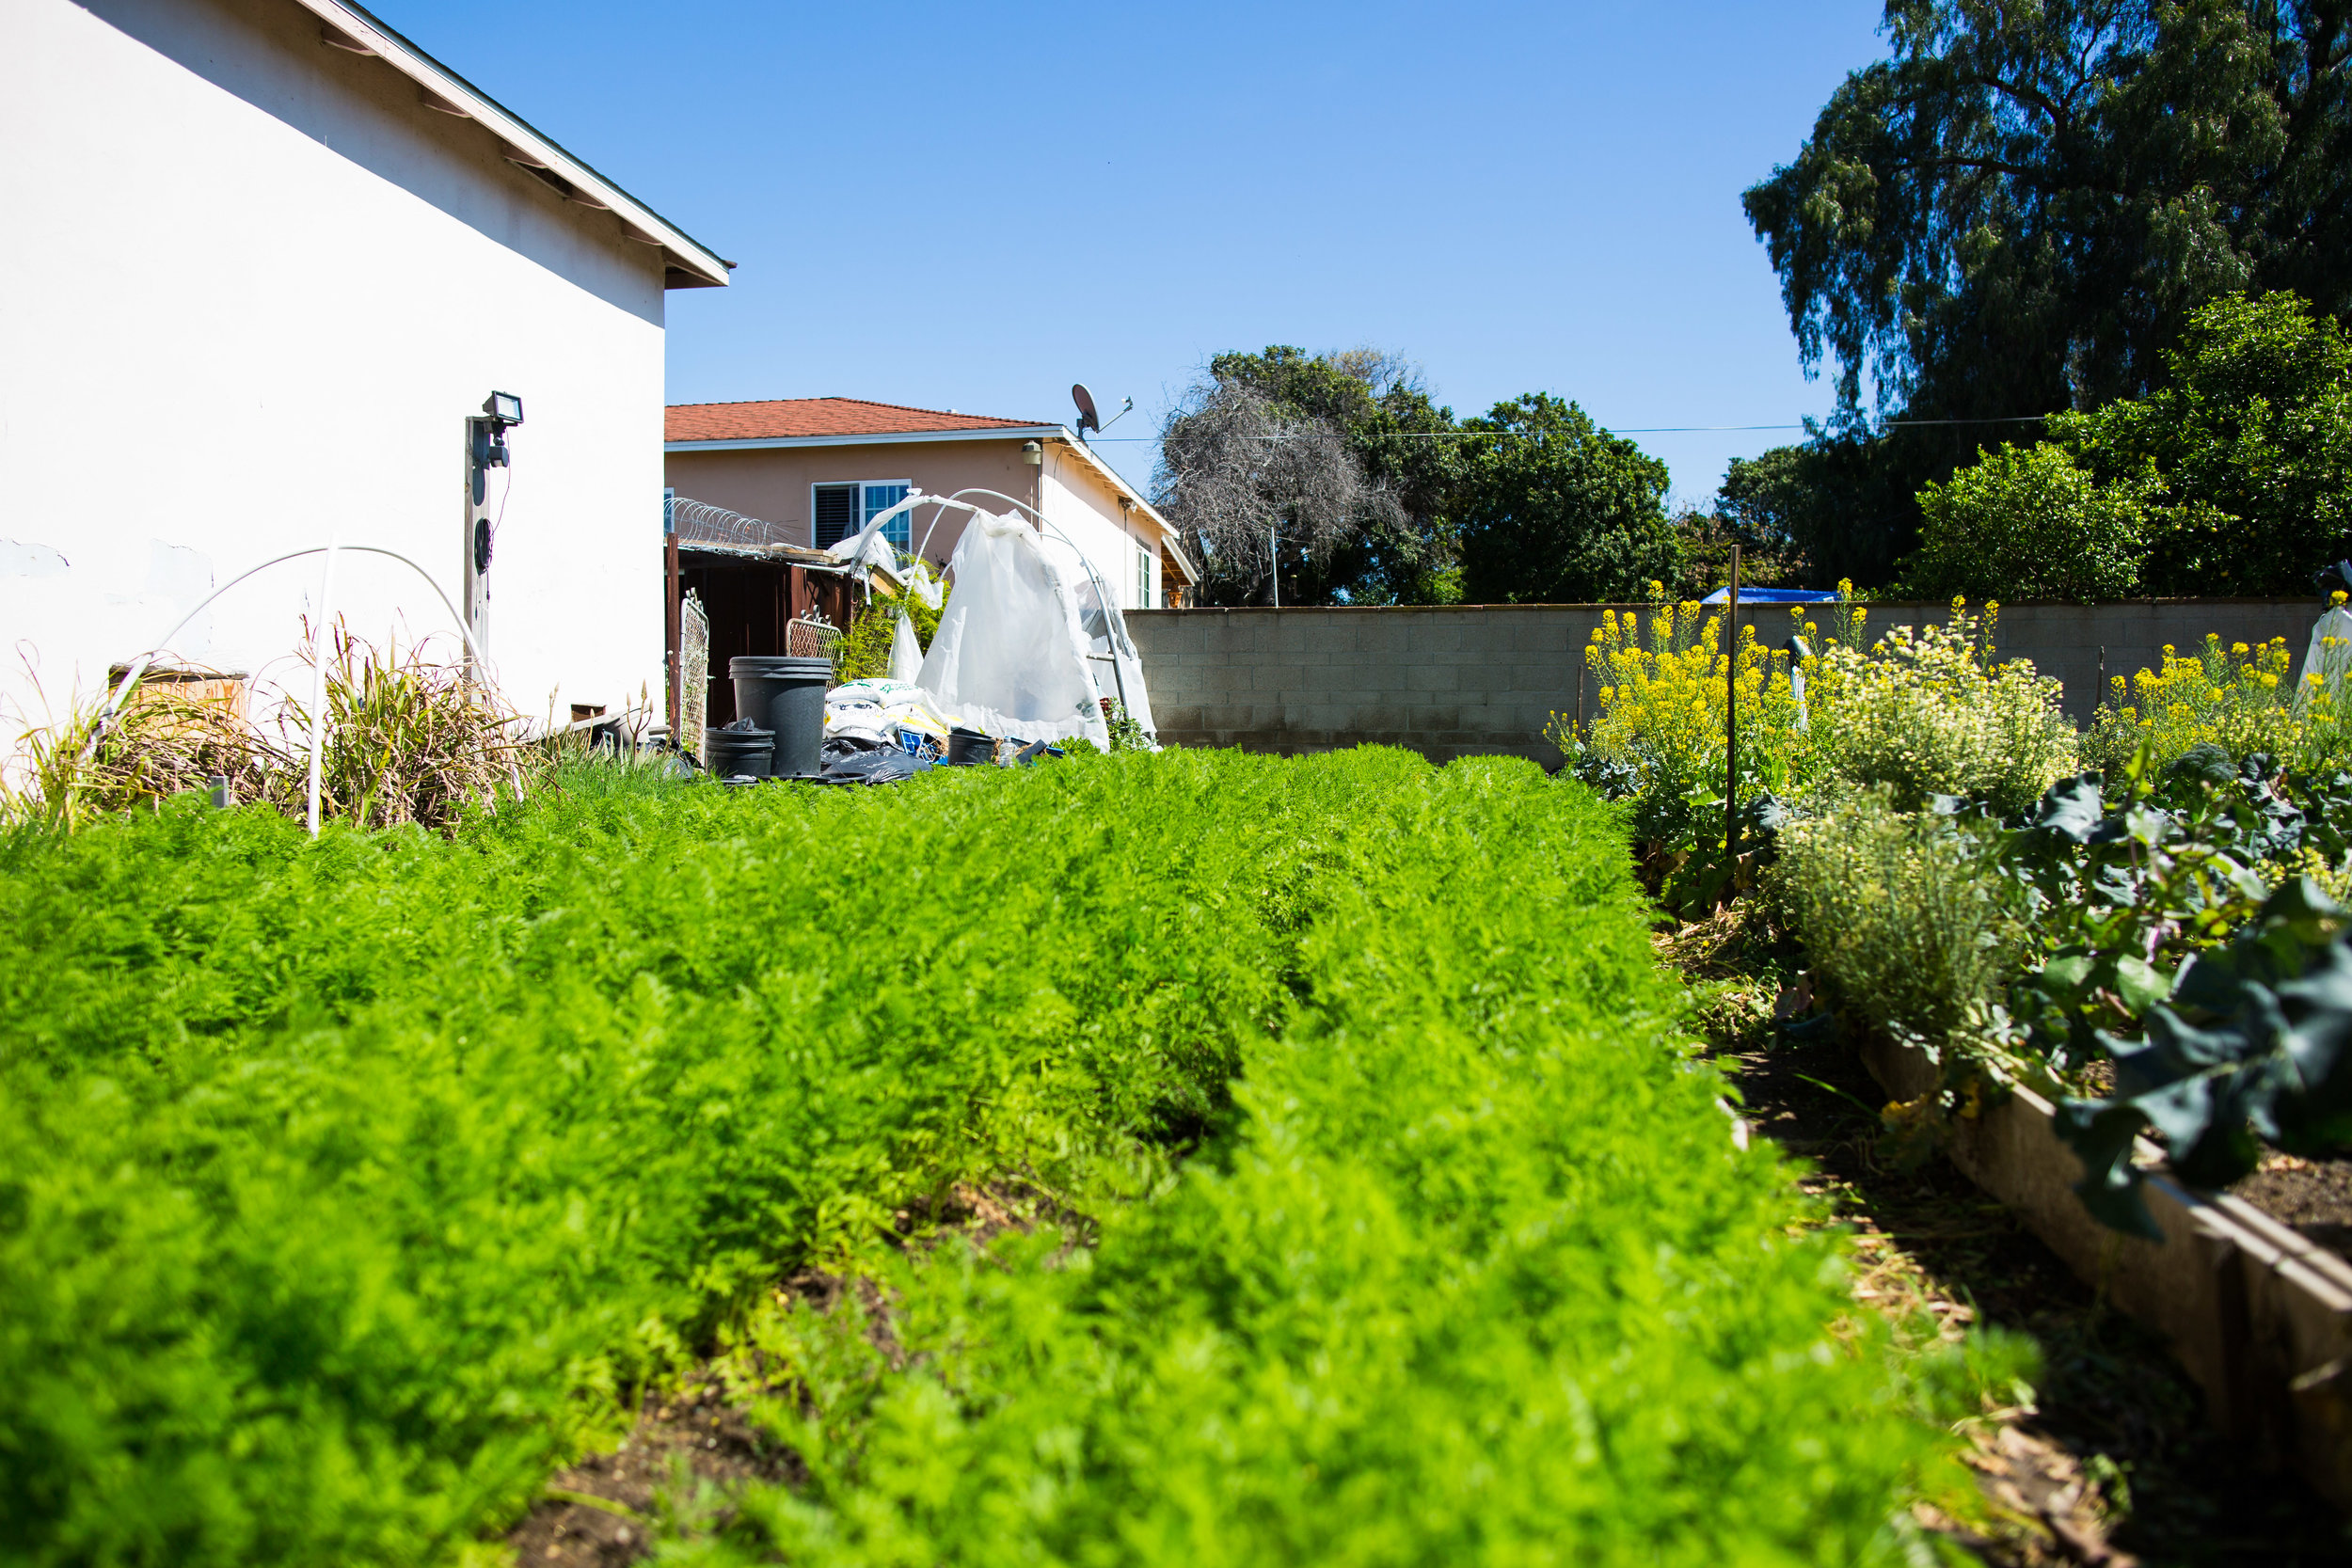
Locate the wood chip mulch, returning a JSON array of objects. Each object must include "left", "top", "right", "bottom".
[{"left": 1672, "top": 913, "right": 2352, "bottom": 1568}]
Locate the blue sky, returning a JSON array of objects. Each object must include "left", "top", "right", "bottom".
[{"left": 381, "top": 1, "right": 1889, "bottom": 500}]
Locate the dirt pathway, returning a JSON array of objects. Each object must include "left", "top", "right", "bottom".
[{"left": 1693, "top": 939, "right": 2352, "bottom": 1566}]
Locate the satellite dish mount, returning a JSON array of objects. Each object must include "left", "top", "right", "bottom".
[{"left": 1071, "top": 383, "right": 1132, "bottom": 444}]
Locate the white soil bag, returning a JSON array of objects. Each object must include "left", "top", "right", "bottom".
[{"left": 917, "top": 510, "right": 1111, "bottom": 748}]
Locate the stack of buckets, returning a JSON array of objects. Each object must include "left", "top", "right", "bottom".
[{"left": 704, "top": 656, "right": 831, "bottom": 779}]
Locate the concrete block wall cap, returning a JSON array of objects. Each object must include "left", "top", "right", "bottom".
[{"left": 2213, "top": 1194, "right": 2352, "bottom": 1303}]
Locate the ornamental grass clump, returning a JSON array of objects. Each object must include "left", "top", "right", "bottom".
[
  {"left": 1, "top": 626, "right": 542, "bottom": 833},
  {"left": 1, "top": 673, "right": 271, "bottom": 830},
  {"left": 2084, "top": 629, "right": 2352, "bottom": 777},
  {"left": 1807, "top": 602, "right": 2076, "bottom": 815}
]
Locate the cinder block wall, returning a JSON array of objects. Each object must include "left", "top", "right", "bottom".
[{"left": 1129, "top": 600, "right": 2321, "bottom": 762}]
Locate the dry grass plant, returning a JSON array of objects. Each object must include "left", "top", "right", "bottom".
[
  {"left": 3, "top": 625, "right": 542, "bottom": 832},
  {"left": 3, "top": 673, "right": 279, "bottom": 831},
  {"left": 280, "top": 624, "right": 546, "bottom": 830}
]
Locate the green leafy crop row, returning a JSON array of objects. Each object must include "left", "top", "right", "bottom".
[
  {"left": 0, "top": 751, "right": 1989, "bottom": 1565},
  {"left": 687, "top": 757, "right": 1994, "bottom": 1567}
]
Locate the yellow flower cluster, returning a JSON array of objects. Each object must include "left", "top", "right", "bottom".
[
  {"left": 1549, "top": 598, "right": 1808, "bottom": 805},
  {"left": 1556, "top": 589, "right": 2074, "bottom": 820},
  {"left": 2086, "top": 633, "right": 2347, "bottom": 773}
]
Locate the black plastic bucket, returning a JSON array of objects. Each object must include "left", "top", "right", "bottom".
[
  {"left": 730, "top": 656, "right": 832, "bottom": 777},
  {"left": 703, "top": 724, "right": 774, "bottom": 779},
  {"left": 946, "top": 726, "right": 994, "bottom": 768}
]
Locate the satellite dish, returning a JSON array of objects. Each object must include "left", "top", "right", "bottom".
[{"left": 1072, "top": 383, "right": 1101, "bottom": 437}]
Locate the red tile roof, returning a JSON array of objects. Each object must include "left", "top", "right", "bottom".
[{"left": 665, "top": 397, "right": 1045, "bottom": 442}]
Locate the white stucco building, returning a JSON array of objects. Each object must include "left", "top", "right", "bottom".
[{"left": 0, "top": 0, "right": 728, "bottom": 748}]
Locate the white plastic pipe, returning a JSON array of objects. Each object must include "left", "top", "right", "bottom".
[
  {"left": 82, "top": 545, "right": 485, "bottom": 836},
  {"left": 305, "top": 534, "right": 342, "bottom": 835},
  {"left": 863, "top": 488, "right": 1136, "bottom": 720}
]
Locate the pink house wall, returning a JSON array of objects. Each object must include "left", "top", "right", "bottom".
[{"left": 664, "top": 438, "right": 1043, "bottom": 576}]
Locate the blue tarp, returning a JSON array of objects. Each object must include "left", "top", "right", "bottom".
[{"left": 1699, "top": 587, "right": 1842, "bottom": 605}]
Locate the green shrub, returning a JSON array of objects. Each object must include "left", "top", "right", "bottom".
[
  {"left": 1904, "top": 441, "right": 2150, "bottom": 603},
  {"left": 1772, "top": 789, "right": 2023, "bottom": 1054},
  {"left": 831, "top": 586, "right": 945, "bottom": 684},
  {"left": 2056, "top": 291, "right": 2352, "bottom": 595}
]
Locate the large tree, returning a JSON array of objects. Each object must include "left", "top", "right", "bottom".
[
  {"left": 1904, "top": 290, "right": 2352, "bottom": 596},
  {"left": 1455, "top": 395, "right": 1679, "bottom": 604},
  {"left": 1154, "top": 347, "right": 1460, "bottom": 606},
  {"left": 1740, "top": 0, "right": 2352, "bottom": 584}
]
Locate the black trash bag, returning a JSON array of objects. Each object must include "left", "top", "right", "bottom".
[
  {"left": 821, "top": 748, "right": 930, "bottom": 786},
  {"left": 820, "top": 735, "right": 882, "bottom": 768}
]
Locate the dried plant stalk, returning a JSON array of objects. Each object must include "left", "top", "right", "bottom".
[{"left": 4, "top": 626, "right": 546, "bottom": 833}]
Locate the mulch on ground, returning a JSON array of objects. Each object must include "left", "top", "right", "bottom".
[{"left": 1670, "top": 907, "right": 2352, "bottom": 1568}]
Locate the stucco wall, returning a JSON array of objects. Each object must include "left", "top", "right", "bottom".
[
  {"left": 0, "top": 0, "right": 674, "bottom": 749},
  {"left": 1039, "top": 447, "right": 1162, "bottom": 610},
  {"left": 1129, "top": 600, "right": 2325, "bottom": 762},
  {"left": 663, "top": 439, "right": 1042, "bottom": 574}
]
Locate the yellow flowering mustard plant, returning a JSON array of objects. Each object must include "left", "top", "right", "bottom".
[
  {"left": 2084, "top": 633, "right": 2352, "bottom": 775},
  {"left": 1558, "top": 593, "right": 2076, "bottom": 842},
  {"left": 1549, "top": 598, "right": 1811, "bottom": 850}
]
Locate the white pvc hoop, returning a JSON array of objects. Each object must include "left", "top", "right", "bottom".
[{"left": 867, "top": 488, "right": 1136, "bottom": 718}]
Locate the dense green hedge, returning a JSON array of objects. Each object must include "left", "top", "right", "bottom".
[{"left": 0, "top": 752, "right": 1985, "bottom": 1565}]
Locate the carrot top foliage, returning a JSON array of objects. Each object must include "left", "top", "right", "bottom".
[{"left": 0, "top": 750, "right": 1992, "bottom": 1565}]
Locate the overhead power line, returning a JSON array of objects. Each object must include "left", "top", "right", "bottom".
[{"left": 1083, "top": 414, "right": 2052, "bottom": 442}]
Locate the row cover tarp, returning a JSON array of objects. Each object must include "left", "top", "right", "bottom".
[{"left": 917, "top": 510, "right": 1113, "bottom": 749}]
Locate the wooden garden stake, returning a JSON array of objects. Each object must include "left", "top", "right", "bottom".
[{"left": 1724, "top": 545, "right": 1740, "bottom": 884}]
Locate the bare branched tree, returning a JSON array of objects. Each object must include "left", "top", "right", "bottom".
[
  {"left": 1153, "top": 380, "right": 1402, "bottom": 604},
  {"left": 1321, "top": 346, "right": 1425, "bottom": 403}
]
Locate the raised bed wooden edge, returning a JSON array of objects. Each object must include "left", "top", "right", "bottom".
[{"left": 1858, "top": 1034, "right": 2352, "bottom": 1510}]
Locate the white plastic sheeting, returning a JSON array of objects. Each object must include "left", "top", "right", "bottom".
[
  {"left": 917, "top": 510, "right": 1112, "bottom": 748},
  {"left": 2302, "top": 604, "right": 2352, "bottom": 700},
  {"left": 1067, "top": 569, "right": 1157, "bottom": 739},
  {"left": 888, "top": 609, "right": 924, "bottom": 683}
]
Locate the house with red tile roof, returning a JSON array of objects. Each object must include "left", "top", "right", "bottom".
[{"left": 663, "top": 398, "right": 1198, "bottom": 614}]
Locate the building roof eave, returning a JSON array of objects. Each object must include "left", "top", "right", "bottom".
[
  {"left": 297, "top": 0, "right": 732, "bottom": 287},
  {"left": 1045, "top": 431, "right": 1179, "bottom": 547}
]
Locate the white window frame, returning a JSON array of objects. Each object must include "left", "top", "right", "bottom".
[{"left": 810, "top": 478, "right": 914, "bottom": 550}]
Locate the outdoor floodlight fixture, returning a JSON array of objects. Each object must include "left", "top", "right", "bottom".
[
  {"left": 469, "top": 389, "right": 523, "bottom": 512},
  {"left": 1022, "top": 440, "right": 1042, "bottom": 466}
]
